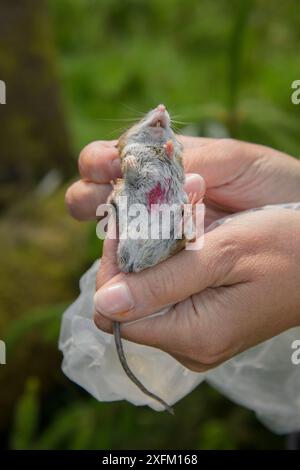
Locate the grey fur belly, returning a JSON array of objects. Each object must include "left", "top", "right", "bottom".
[{"left": 117, "top": 237, "right": 182, "bottom": 272}]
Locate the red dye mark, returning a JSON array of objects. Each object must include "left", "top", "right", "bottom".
[{"left": 147, "top": 182, "right": 167, "bottom": 210}]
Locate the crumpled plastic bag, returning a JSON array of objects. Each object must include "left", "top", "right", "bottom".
[{"left": 59, "top": 203, "right": 300, "bottom": 434}]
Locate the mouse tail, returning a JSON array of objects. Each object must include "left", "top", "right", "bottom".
[{"left": 113, "top": 321, "right": 174, "bottom": 415}]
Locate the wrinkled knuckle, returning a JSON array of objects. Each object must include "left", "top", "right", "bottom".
[
  {"left": 211, "top": 229, "right": 247, "bottom": 282},
  {"left": 216, "top": 234, "right": 238, "bottom": 264},
  {"left": 218, "top": 225, "right": 257, "bottom": 263},
  {"left": 204, "top": 234, "right": 236, "bottom": 284},
  {"left": 143, "top": 264, "right": 170, "bottom": 303},
  {"left": 146, "top": 263, "right": 176, "bottom": 302},
  {"left": 144, "top": 272, "right": 163, "bottom": 302}
]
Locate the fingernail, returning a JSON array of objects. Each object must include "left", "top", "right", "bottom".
[
  {"left": 94, "top": 282, "right": 134, "bottom": 316},
  {"left": 186, "top": 173, "right": 204, "bottom": 187}
]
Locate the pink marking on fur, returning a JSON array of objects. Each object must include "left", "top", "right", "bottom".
[{"left": 147, "top": 182, "right": 167, "bottom": 209}]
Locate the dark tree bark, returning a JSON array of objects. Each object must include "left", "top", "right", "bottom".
[{"left": 0, "top": 0, "right": 73, "bottom": 210}]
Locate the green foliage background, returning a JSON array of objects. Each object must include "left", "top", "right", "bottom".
[{"left": 1, "top": 0, "right": 300, "bottom": 450}]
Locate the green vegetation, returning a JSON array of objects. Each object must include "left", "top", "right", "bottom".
[{"left": 1, "top": 0, "right": 299, "bottom": 449}]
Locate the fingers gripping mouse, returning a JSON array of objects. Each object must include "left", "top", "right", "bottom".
[{"left": 107, "top": 104, "right": 197, "bottom": 414}]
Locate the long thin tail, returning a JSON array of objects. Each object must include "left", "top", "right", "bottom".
[{"left": 113, "top": 321, "right": 174, "bottom": 415}]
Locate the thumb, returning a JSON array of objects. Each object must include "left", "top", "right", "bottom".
[{"left": 93, "top": 225, "right": 236, "bottom": 323}]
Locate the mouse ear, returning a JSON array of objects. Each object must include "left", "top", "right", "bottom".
[{"left": 164, "top": 140, "right": 174, "bottom": 159}]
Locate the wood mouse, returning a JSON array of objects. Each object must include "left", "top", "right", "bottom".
[{"left": 108, "top": 104, "right": 195, "bottom": 414}]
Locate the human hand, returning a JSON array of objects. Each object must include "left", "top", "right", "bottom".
[
  {"left": 65, "top": 137, "right": 300, "bottom": 225},
  {"left": 177, "top": 136, "right": 300, "bottom": 225},
  {"left": 93, "top": 209, "right": 300, "bottom": 371},
  {"left": 64, "top": 139, "right": 205, "bottom": 220}
]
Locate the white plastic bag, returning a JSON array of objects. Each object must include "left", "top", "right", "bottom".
[{"left": 59, "top": 203, "right": 300, "bottom": 434}]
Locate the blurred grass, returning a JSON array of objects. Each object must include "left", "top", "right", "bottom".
[
  {"left": 9, "top": 378, "right": 283, "bottom": 450},
  {"left": 1, "top": 0, "right": 300, "bottom": 450},
  {"left": 49, "top": 0, "right": 300, "bottom": 155}
]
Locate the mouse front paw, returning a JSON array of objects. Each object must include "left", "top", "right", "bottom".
[{"left": 124, "top": 154, "right": 137, "bottom": 171}]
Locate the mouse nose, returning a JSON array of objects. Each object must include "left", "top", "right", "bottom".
[{"left": 157, "top": 104, "right": 166, "bottom": 112}]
